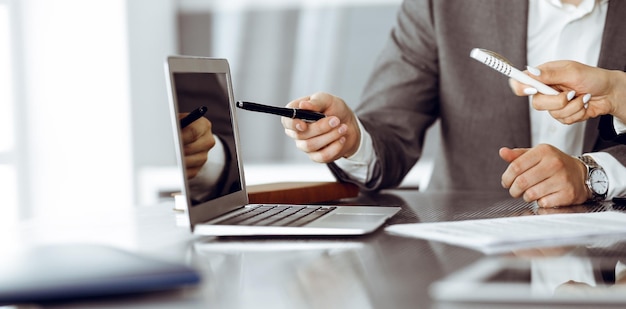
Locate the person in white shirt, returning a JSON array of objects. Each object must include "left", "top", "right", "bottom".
[
  {"left": 508, "top": 60, "right": 626, "bottom": 143},
  {"left": 281, "top": 0, "right": 626, "bottom": 207}
]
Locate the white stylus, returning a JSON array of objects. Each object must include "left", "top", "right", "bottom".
[{"left": 470, "top": 48, "right": 559, "bottom": 95}]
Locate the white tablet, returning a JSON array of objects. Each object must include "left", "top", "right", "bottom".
[{"left": 430, "top": 256, "right": 626, "bottom": 305}]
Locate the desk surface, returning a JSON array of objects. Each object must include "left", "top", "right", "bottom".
[{"left": 8, "top": 190, "right": 626, "bottom": 308}]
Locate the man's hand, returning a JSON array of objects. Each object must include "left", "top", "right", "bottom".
[
  {"left": 180, "top": 115, "right": 215, "bottom": 178},
  {"left": 499, "top": 144, "right": 590, "bottom": 207},
  {"left": 281, "top": 92, "right": 361, "bottom": 163}
]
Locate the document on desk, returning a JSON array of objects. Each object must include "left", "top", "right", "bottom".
[{"left": 385, "top": 211, "right": 626, "bottom": 254}]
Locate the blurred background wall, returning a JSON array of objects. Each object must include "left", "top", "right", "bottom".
[
  {"left": 177, "top": 1, "right": 400, "bottom": 163},
  {"left": 2, "top": 0, "right": 437, "bottom": 225},
  {"left": 135, "top": 0, "right": 425, "bottom": 205}
]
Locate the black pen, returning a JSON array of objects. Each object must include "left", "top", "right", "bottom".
[
  {"left": 180, "top": 105, "right": 208, "bottom": 128},
  {"left": 236, "top": 101, "right": 326, "bottom": 123}
]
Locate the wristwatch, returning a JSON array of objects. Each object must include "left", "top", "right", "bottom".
[{"left": 578, "top": 155, "right": 609, "bottom": 201}]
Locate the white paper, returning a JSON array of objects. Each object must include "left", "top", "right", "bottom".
[{"left": 385, "top": 211, "right": 626, "bottom": 254}]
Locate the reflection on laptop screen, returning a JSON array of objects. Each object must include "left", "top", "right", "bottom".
[{"left": 173, "top": 72, "right": 242, "bottom": 206}]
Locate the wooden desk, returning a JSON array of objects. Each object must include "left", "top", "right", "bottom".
[{"left": 7, "top": 190, "right": 626, "bottom": 308}]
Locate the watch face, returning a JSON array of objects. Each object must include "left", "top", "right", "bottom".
[{"left": 590, "top": 169, "right": 609, "bottom": 195}]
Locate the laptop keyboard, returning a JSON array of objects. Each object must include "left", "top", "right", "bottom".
[{"left": 215, "top": 205, "right": 337, "bottom": 227}]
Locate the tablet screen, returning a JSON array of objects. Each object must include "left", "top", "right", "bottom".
[{"left": 431, "top": 257, "right": 626, "bottom": 304}]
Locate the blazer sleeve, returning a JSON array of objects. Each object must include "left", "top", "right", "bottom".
[
  {"left": 599, "top": 115, "right": 626, "bottom": 145},
  {"left": 330, "top": 0, "right": 440, "bottom": 191}
]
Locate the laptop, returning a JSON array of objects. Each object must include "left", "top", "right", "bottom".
[{"left": 164, "top": 56, "right": 399, "bottom": 236}]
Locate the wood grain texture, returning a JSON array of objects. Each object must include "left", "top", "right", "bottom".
[{"left": 247, "top": 181, "right": 359, "bottom": 204}]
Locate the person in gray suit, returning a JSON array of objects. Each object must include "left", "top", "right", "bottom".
[{"left": 281, "top": 0, "right": 626, "bottom": 208}]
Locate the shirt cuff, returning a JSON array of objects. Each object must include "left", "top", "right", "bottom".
[
  {"left": 614, "top": 117, "right": 626, "bottom": 135},
  {"left": 333, "top": 117, "right": 376, "bottom": 183}
]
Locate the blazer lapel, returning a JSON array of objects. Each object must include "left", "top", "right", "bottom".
[
  {"left": 494, "top": 1, "right": 529, "bottom": 70},
  {"left": 493, "top": 1, "right": 532, "bottom": 147}
]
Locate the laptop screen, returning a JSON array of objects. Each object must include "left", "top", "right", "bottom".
[
  {"left": 172, "top": 72, "right": 242, "bottom": 206},
  {"left": 166, "top": 57, "right": 251, "bottom": 228}
]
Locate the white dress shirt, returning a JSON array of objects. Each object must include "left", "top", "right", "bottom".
[{"left": 336, "top": 0, "right": 626, "bottom": 198}]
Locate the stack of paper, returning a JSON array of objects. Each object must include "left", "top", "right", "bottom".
[{"left": 385, "top": 211, "right": 626, "bottom": 254}]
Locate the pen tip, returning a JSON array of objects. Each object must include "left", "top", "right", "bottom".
[{"left": 236, "top": 101, "right": 243, "bottom": 107}]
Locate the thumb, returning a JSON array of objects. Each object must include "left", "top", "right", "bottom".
[
  {"left": 303, "top": 92, "right": 337, "bottom": 113},
  {"left": 297, "top": 100, "right": 322, "bottom": 112},
  {"left": 499, "top": 147, "right": 528, "bottom": 163}
]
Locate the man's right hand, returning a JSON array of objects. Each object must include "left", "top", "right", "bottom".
[
  {"left": 180, "top": 115, "right": 215, "bottom": 179},
  {"left": 281, "top": 92, "right": 361, "bottom": 163}
]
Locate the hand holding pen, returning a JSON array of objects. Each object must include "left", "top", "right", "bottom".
[
  {"left": 278, "top": 92, "right": 362, "bottom": 163},
  {"left": 178, "top": 105, "right": 214, "bottom": 179},
  {"left": 180, "top": 105, "right": 208, "bottom": 128}
]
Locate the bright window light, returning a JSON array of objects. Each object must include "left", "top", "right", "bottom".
[
  {"left": 0, "top": 2, "right": 17, "bottom": 227},
  {"left": 0, "top": 165, "right": 17, "bottom": 228},
  {"left": 21, "top": 0, "right": 133, "bottom": 217},
  {"left": 0, "top": 4, "right": 13, "bottom": 153}
]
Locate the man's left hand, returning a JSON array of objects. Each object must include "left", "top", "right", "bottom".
[{"left": 500, "top": 144, "right": 590, "bottom": 207}]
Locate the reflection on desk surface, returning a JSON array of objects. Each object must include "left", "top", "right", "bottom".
[
  {"left": 10, "top": 190, "right": 626, "bottom": 308},
  {"left": 191, "top": 239, "right": 376, "bottom": 309}
]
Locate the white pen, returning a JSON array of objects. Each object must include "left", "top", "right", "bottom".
[{"left": 470, "top": 48, "right": 559, "bottom": 95}]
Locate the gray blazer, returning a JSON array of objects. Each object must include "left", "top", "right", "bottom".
[{"left": 331, "top": 0, "right": 626, "bottom": 191}]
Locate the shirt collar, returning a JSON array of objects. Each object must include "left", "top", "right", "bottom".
[{"left": 544, "top": 0, "right": 606, "bottom": 17}]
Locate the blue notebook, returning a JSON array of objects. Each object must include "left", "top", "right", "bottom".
[{"left": 0, "top": 244, "right": 200, "bottom": 305}]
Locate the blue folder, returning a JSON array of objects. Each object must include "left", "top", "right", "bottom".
[{"left": 0, "top": 244, "right": 201, "bottom": 305}]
